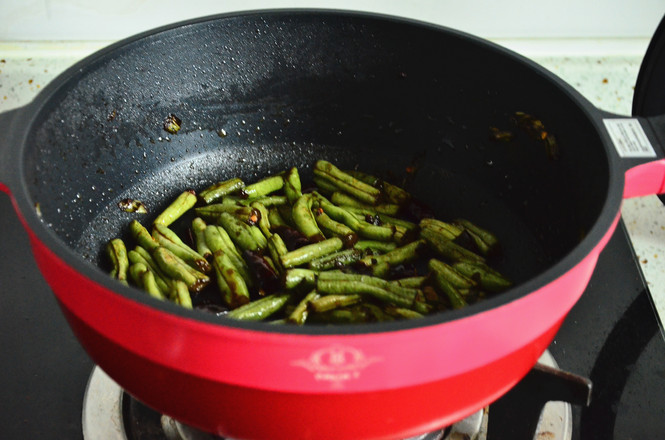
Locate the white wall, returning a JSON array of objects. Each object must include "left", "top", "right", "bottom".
[{"left": 0, "top": 0, "right": 663, "bottom": 41}]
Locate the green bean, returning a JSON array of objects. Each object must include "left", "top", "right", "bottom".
[
  {"left": 371, "top": 261, "right": 391, "bottom": 278},
  {"left": 453, "top": 219, "right": 499, "bottom": 255},
  {"left": 199, "top": 178, "right": 245, "bottom": 204},
  {"left": 312, "top": 208, "right": 358, "bottom": 247},
  {"left": 152, "top": 223, "right": 211, "bottom": 273},
  {"left": 153, "top": 190, "right": 197, "bottom": 227},
  {"left": 267, "top": 233, "right": 288, "bottom": 274},
  {"left": 194, "top": 204, "right": 259, "bottom": 225},
  {"left": 283, "top": 268, "right": 319, "bottom": 290},
  {"left": 361, "top": 303, "right": 395, "bottom": 322},
  {"left": 129, "top": 220, "right": 159, "bottom": 252},
  {"left": 204, "top": 226, "right": 253, "bottom": 286},
  {"left": 191, "top": 217, "right": 212, "bottom": 259},
  {"left": 128, "top": 248, "right": 171, "bottom": 293},
  {"left": 170, "top": 280, "right": 193, "bottom": 309},
  {"left": 318, "top": 271, "right": 421, "bottom": 298},
  {"left": 226, "top": 293, "right": 291, "bottom": 321},
  {"left": 281, "top": 237, "right": 344, "bottom": 269},
  {"left": 317, "top": 272, "right": 421, "bottom": 309},
  {"left": 205, "top": 225, "right": 242, "bottom": 258},
  {"left": 216, "top": 196, "right": 251, "bottom": 206},
  {"left": 420, "top": 227, "right": 485, "bottom": 263},
  {"left": 151, "top": 222, "right": 185, "bottom": 244},
  {"left": 268, "top": 206, "right": 289, "bottom": 229},
  {"left": 314, "top": 194, "right": 363, "bottom": 231},
  {"left": 456, "top": 220, "right": 498, "bottom": 247},
  {"left": 216, "top": 212, "right": 262, "bottom": 252},
  {"left": 141, "top": 270, "right": 167, "bottom": 300},
  {"left": 268, "top": 233, "right": 288, "bottom": 258},
  {"left": 313, "top": 169, "right": 379, "bottom": 205},
  {"left": 277, "top": 203, "right": 295, "bottom": 227},
  {"left": 385, "top": 307, "right": 424, "bottom": 320},
  {"left": 107, "top": 238, "right": 129, "bottom": 285},
  {"left": 241, "top": 195, "right": 288, "bottom": 206},
  {"left": 353, "top": 240, "right": 398, "bottom": 253},
  {"left": 212, "top": 249, "right": 251, "bottom": 308},
  {"left": 308, "top": 294, "right": 362, "bottom": 313},
  {"left": 357, "top": 223, "right": 401, "bottom": 242},
  {"left": 250, "top": 201, "right": 272, "bottom": 238},
  {"left": 343, "top": 169, "right": 380, "bottom": 187},
  {"left": 313, "top": 160, "right": 381, "bottom": 204},
  {"left": 128, "top": 262, "right": 148, "bottom": 289},
  {"left": 248, "top": 223, "right": 269, "bottom": 250},
  {"left": 344, "top": 169, "right": 412, "bottom": 205},
  {"left": 152, "top": 247, "right": 210, "bottom": 293},
  {"left": 242, "top": 175, "right": 284, "bottom": 198},
  {"left": 344, "top": 206, "right": 417, "bottom": 231},
  {"left": 129, "top": 260, "right": 169, "bottom": 299},
  {"left": 358, "top": 239, "right": 426, "bottom": 268},
  {"left": 291, "top": 193, "right": 326, "bottom": 242},
  {"left": 308, "top": 248, "right": 365, "bottom": 270},
  {"left": 420, "top": 218, "right": 463, "bottom": 241},
  {"left": 312, "top": 175, "right": 339, "bottom": 195},
  {"left": 389, "top": 276, "right": 427, "bottom": 289},
  {"left": 317, "top": 271, "right": 431, "bottom": 313},
  {"left": 287, "top": 290, "right": 320, "bottom": 324},
  {"left": 452, "top": 261, "right": 512, "bottom": 292},
  {"left": 330, "top": 192, "right": 400, "bottom": 216},
  {"left": 317, "top": 278, "right": 415, "bottom": 309},
  {"left": 217, "top": 195, "right": 287, "bottom": 208},
  {"left": 129, "top": 262, "right": 167, "bottom": 300},
  {"left": 283, "top": 167, "right": 302, "bottom": 204},
  {"left": 309, "top": 308, "right": 369, "bottom": 324},
  {"left": 431, "top": 271, "right": 467, "bottom": 309},
  {"left": 428, "top": 258, "right": 477, "bottom": 289}
]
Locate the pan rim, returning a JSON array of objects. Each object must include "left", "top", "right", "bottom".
[{"left": 10, "top": 8, "right": 625, "bottom": 336}]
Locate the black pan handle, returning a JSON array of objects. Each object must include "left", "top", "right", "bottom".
[
  {"left": 598, "top": 112, "right": 665, "bottom": 200},
  {"left": 0, "top": 106, "right": 23, "bottom": 196},
  {"left": 642, "top": 115, "right": 665, "bottom": 205},
  {"left": 631, "top": 13, "right": 665, "bottom": 204}
]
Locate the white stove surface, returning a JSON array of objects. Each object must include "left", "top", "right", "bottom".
[{"left": 1, "top": 37, "right": 664, "bottom": 326}]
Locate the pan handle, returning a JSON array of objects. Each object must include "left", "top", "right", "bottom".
[
  {"left": 603, "top": 114, "right": 665, "bottom": 199},
  {"left": 0, "top": 106, "right": 22, "bottom": 196}
]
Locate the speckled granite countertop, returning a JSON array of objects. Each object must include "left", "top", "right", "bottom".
[{"left": 1, "top": 39, "right": 664, "bottom": 325}]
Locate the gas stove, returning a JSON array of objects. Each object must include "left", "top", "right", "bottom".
[{"left": 1, "top": 184, "right": 664, "bottom": 438}]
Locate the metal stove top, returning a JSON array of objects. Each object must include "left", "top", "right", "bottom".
[{"left": 1, "top": 188, "right": 664, "bottom": 438}]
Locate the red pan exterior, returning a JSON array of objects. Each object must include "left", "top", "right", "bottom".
[{"left": 25, "top": 202, "right": 620, "bottom": 439}]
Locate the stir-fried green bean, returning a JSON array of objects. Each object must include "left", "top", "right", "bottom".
[
  {"left": 106, "top": 159, "right": 512, "bottom": 324},
  {"left": 153, "top": 190, "right": 197, "bottom": 227},
  {"left": 199, "top": 178, "right": 245, "bottom": 204},
  {"left": 107, "top": 238, "right": 129, "bottom": 285}
]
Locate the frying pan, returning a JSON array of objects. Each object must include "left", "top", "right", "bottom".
[{"left": 1, "top": 10, "right": 664, "bottom": 440}]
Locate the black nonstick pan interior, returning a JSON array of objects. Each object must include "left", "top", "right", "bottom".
[{"left": 22, "top": 11, "right": 610, "bottom": 294}]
